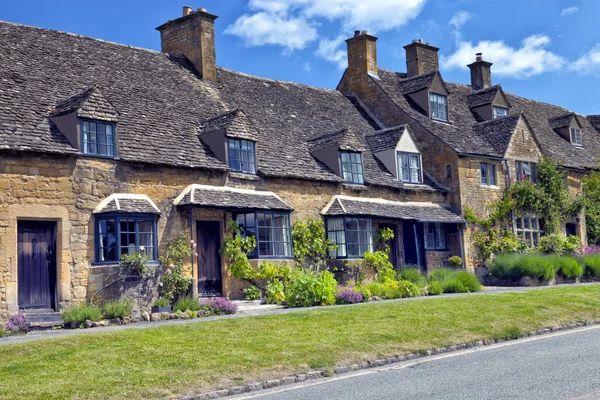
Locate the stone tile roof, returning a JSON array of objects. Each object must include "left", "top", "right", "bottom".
[
  {"left": 375, "top": 68, "right": 600, "bottom": 169},
  {"left": 365, "top": 126, "right": 405, "bottom": 153},
  {"left": 199, "top": 109, "right": 259, "bottom": 141},
  {"left": 93, "top": 194, "right": 161, "bottom": 214},
  {"left": 472, "top": 115, "right": 521, "bottom": 156},
  {"left": 321, "top": 195, "right": 464, "bottom": 223},
  {"left": 398, "top": 71, "right": 437, "bottom": 94},
  {"left": 173, "top": 184, "right": 293, "bottom": 211},
  {"left": 466, "top": 86, "right": 499, "bottom": 108},
  {"left": 589, "top": 115, "right": 600, "bottom": 133},
  {"left": 308, "top": 128, "right": 366, "bottom": 153},
  {"left": 0, "top": 21, "right": 443, "bottom": 192},
  {"left": 548, "top": 113, "right": 575, "bottom": 129}
]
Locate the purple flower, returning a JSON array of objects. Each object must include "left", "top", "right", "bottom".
[
  {"left": 194, "top": 252, "right": 199, "bottom": 258},
  {"left": 6, "top": 313, "right": 28, "bottom": 335},
  {"left": 199, "top": 297, "right": 238, "bottom": 315},
  {"left": 336, "top": 286, "right": 363, "bottom": 304}
]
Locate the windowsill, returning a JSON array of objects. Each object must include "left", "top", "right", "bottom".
[
  {"left": 571, "top": 144, "right": 584, "bottom": 149},
  {"left": 481, "top": 184, "right": 500, "bottom": 189},
  {"left": 91, "top": 261, "right": 159, "bottom": 267},
  {"left": 425, "top": 249, "right": 449, "bottom": 252},
  {"left": 342, "top": 183, "right": 368, "bottom": 191},
  {"left": 81, "top": 153, "right": 119, "bottom": 161},
  {"left": 431, "top": 118, "right": 452, "bottom": 125},
  {"left": 229, "top": 172, "right": 260, "bottom": 181}
]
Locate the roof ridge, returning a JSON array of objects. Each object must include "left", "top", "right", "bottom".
[
  {"left": 0, "top": 20, "right": 163, "bottom": 56},
  {"left": 200, "top": 108, "right": 241, "bottom": 124},
  {"left": 366, "top": 125, "right": 406, "bottom": 136}
]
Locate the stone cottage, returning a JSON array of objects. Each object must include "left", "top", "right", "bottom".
[
  {"left": 0, "top": 7, "right": 466, "bottom": 318},
  {"left": 338, "top": 32, "right": 600, "bottom": 267}
]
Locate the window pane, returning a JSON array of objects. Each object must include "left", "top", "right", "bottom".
[
  {"left": 490, "top": 165, "right": 496, "bottom": 185},
  {"left": 435, "top": 224, "right": 447, "bottom": 249},
  {"left": 228, "top": 139, "right": 256, "bottom": 174},
  {"left": 424, "top": 223, "right": 436, "bottom": 249},
  {"left": 480, "top": 163, "right": 488, "bottom": 185}
]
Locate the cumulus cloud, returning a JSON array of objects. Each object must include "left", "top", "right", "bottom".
[
  {"left": 315, "top": 35, "right": 347, "bottom": 69},
  {"left": 442, "top": 35, "right": 566, "bottom": 78},
  {"left": 570, "top": 44, "right": 600, "bottom": 76},
  {"left": 449, "top": 10, "right": 471, "bottom": 29},
  {"left": 226, "top": 0, "right": 426, "bottom": 56},
  {"left": 560, "top": 6, "right": 579, "bottom": 16},
  {"left": 224, "top": 11, "right": 317, "bottom": 50}
]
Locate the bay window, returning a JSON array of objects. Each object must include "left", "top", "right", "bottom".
[
  {"left": 326, "top": 217, "right": 373, "bottom": 258},
  {"left": 236, "top": 212, "right": 292, "bottom": 258},
  {"left": 95, "top": 214, "right": 157, "bottom": 263}
]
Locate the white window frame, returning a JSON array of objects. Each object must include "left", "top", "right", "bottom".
[
  {"left": 480, "top": 162, "right": 496, "bottom": 186},
  {"left": 493, "top": 106, "right": 509, "bottom": 119},
  {"left": 397, "top": 152, "right": 422, "bottom": 183},
  {"left": 429, "top": 93, "right": 448, "bottom": 122},
  {"left": 570, "top": 127, "right": 583, "bottom": 147}
]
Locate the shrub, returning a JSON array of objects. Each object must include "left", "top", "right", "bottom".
[
  {"left": 362, "top": 250, "right": 396, "bottom": 283},
  {"left": 61, "top": 304, "right": 103, "bottom": 325},
  {"left": 364, "top": 280, "right": 420, "bottom": 299},
  {"left": 286, "top": 271, "right": 338, "bottom": 307},
  {"left": 174, "top": 296, "right": 201, "bottom": 312},
  {"left": 428, "top": 268, "right": 481, "bottom": 293},
  {"left": 428, "top": 281, "right": 443, "bottom": 295},
  {"left": 490, "top": 253, "right": 557, "bottom": 281},
  {"left": 453, "top": 271, "right": 482, "bottom": 292},
  {"left": 102, "top": 300, "right": 134, "bottom": 319},
  {"left": 582, "top": 254, "right": 600, "bottom": 277},
  {"left": 547, "top": 255, "right": 584, "bottom": 279},
  {"left": 120, "top": 252, "right": 149, "bottom": 275},
  {"left": 448, "top": 256, "right": 463, "bottom": 268},
  {"left": 0, "top": 327, "right": 5, "bottom": 337},
  {"left": 265, "top": 279, "right": 286, "bottom": 305},
  {"left": 199, "top": 297, "right": 237, "bottom": 315},
  {"left": 397, "top": 267, "right": 425, "bottom": 285},
  {"left": 6, "top": 313, "right": 28, "bottom": 335},
  {"left": 158, "top": 233, "right": 193, "bottom": 302},
  {"left": 153, "top": 297, "right": 170, "bottom": 307},
  {"left": 335, "top": 286, "right": 363, "bottom": 304},
  {"left": 243, "top": 285, "right": 261, "bottom": 300}
]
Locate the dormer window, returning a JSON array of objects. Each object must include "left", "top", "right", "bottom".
[
  {"left": 339, "top": 151, "right": 364, "bottom": 184},
  {"left": 493, "top": 106, "right": 509, "bottom": 119},
  {"left": 570, "top": 127, "right": 583, "bottom": 146},
  {"left": 228, "top": 138, "right": 256, "bottom": 174},
  {"left": 398, "top": 152, "right": 421, "bottom": 183},
  {"left": 429, "top": 93, "right": 448, "bottom": 121},
  {"left": 81, "top": 120, "right": 115, "bottom": 157}
]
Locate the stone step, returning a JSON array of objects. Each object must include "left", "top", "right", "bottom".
[
  {"left": 22, "top": 312, "right": 63, "bottom": 325},
  {"left": 231, "top": 300, "right": 285, "bottom": 312}
]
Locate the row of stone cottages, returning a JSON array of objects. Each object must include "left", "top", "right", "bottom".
[{"left": 1, "top": 6, "right": 599, "bottom": 317}]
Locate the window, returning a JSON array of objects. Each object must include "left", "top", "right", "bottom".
[
  {"left": 516, "top": 215, "right": 544, "bottom": 247},
  {"left": 429, "top": 93, "right": 448, "bottom": 121},
  {"left": 424, "top": 222, "right": 447, "bottom": 250},
  {"left": 228, "top": 138, "right": 256, "bottom": 174},
  {"left": 326, "top": 217, "right": 373, "bottom": 258},
  {"left": 570, "top": 127, "right": 583, "bottom": 146},
  {"left": 446, "top": 165, "right": 452, "bottom": 179},
  {"left": 398, "top": 152, "right": 422, "bottom": 183},
  {"left": 95, "top": 215, "right": 157, "bottom": 263},
  {"left": 516, "top": 161, "right": 537, "bottom": 182},
  {"left": 493, "top": 106, "right": 509, "bottom": 119},
  {"left": 339, "top": 151, "right": 364, "bottom": 184},
  {"left": 236, "top": 212, "right": 292, "bottom": 258},
  {"left": 81, "top": 120, "right": 115, "bottom": 157},
  {"left": 480, "top": 162, "right": 496, "bottom": 186}
]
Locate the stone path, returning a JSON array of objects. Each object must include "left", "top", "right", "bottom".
[{"left": 2, "top": 282, "right": 599, "bottom": 346}]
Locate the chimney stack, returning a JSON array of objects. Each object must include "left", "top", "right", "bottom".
[
  {"left": 156, "top": 7, "right": 218, "bottom": 81},
  {"left": 404, "top": 39, "right": 439, "bottom": 77},
  {"left": 467, "top": 53, "right": 493, "bottom": 90}
]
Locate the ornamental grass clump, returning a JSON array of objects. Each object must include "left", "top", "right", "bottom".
[
  {"left": 546, "top": 255, "right": 584, "bottom": 279},
  {"left": 199, "top": 297, "right": 238, "bottom": 315},
  {"left": 490, "top": 253, "right": 557, "bottom": 281},
  {"left": 174, "top": 296, "right": 201, "bottom": 313},
  {"left": 6, "top": 313, "right": 28, "bottom": 335},
  {"left": 102, "top": 300, "right": 134, "bottom": 319},
  {"left": 396, "top": 267, "right": 426, "bottom": 286},
  {"left": 582, "top": 253, "right": 600, "bottom": 277},
  {"left": 61, "top": 304, "right": 103, "bottom": 326},
  {"left": 427, "top": 268, "right": 481, "bottom": 293}
]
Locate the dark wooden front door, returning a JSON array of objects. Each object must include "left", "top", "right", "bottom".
[
  {"left": 380, "top": 223, "right": 398, "bottom": 269},
  {"left": 18, "top": 221, "right": 57, "bottom": 310},
  {"left": 402, "top": 221, "right": 424, "bottom": 269},
  {"left": 566, "top": 223, "right": 577, "bottom": 237},
  {"left": 196, "top": 221, "right": 222, "bottom": 296}
]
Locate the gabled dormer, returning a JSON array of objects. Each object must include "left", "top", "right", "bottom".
[
  {"left": 51, "top": 87, "right": 119, "bottom": 158},
  {"left": 467, "top": 85, "right": 511, "bottom": 122},
  {"left": 549, "top": 113, "right": 583, "bottom": 147},
  {"left": 199, "top": 109, "right": 259, "bottom": 174},
  {"left": 308, "top": 128, "right": 366, "bottom": 184},
  {"left": 366, "top": 125, "right": 423, "bottom": 184},
  {"left": 399, "top": 70, "right": 450, "bottom": 122}
]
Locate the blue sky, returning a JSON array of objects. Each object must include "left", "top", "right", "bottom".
[{"left": 2, "top": 1, "right": 599, "bottom": 115}]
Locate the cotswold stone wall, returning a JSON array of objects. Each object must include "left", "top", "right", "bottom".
[{"left": 0, "top": 151, "right": 452, "bottom": 318}]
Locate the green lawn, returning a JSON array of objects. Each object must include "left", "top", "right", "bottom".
[{"left": 2, "top": 286, "right": 600, "bottom": 399}]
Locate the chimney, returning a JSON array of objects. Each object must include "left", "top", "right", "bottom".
[
  {"left": 467, "top": 53, "right": 493, "bottom": 90},
  {"left": 156, "top": 6, "right": 218, "bottom": 81},
  {"left": 340, "top": 30, "right": 378, "bottom": 100},
  {"left": 404, "top": 39, "right": 439, "bottom": 77}
]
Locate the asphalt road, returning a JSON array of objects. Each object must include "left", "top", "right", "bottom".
[{"left": 230, "top": 325, "right": 600, "bottom": 400}]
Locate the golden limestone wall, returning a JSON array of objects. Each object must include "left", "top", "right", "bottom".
[{"left": 0, "top": 152, "right": 452, "bottom": 317}]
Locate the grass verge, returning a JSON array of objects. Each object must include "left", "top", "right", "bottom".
[{"left": 2, "top": 286, "right": 600, "bottom": 399}]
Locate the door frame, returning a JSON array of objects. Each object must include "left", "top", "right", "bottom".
[{"left": 195, "top": 220, "right": 223, "bottom": 296}]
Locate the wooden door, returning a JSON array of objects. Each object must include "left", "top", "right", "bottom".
[
  {"left": 18, "top": 221, "right": 57, "bottom": 310},
  {"left": 402, "top": 221, "right": 424, "bottom": 269},
  {"left": 196, "top": 221, "right": 222, "bottom": 296}
]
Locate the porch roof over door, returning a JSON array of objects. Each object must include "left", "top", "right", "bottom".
[
  {"left": 321, "top": 195, "right": 465, "bottom": 223},
  {"left": 173, "top": 184, "right": 293, "bottom": 211}
]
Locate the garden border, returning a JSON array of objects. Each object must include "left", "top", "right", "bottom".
[{"left": 179, "top": 318, "right": 600, "bottom": 400}]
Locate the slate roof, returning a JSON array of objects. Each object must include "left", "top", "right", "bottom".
[
  {"left": 374, "top": 68, "right": 600, "bottom": 169},
  {"left": 199, "top": 109, "right": 260, "bottom": 141},
  {"left": 0, "top": 21, "right": 443, "bottom": 192},
  {"left": 174, "top": 184, "right": 293, "bottom": 211},
  {"left": 589, "top": 116, "right": 600, "bottom": 133},
  {"left": 466, "top": 86, "right": 499, "bottom": 108},
  {"left": 365, "top": 126, "right": 406, "bottom": 153},
  {"left": 308, "top": 128, "right": 366, "bottom": 153},
  {"left": 93, "top": 194, "right": 161, "bottom": 214},
  {"left": 398, "top": 71, "right": 437, "bottom": 94},
  {"left": 321, "top": 196, "right": 465, "bottom": 223},
  {"left": 548, "top": 113, "right": 575, "bottom": 129}
]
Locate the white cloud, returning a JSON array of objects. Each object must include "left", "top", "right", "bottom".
[
  {"left": 560, "top": 6, "right": 579, "bottom": 16},
  {"left": 442, "top": 35, "right": 566, "bottom": 78},
  {"left": 303, "top": 61, "right": 312, "bottom": 72},
  {"left": 226, "top": 0, "right": 427, "bottom": 56},
  {"left": 449, "top": 10, "right": 471, "bottom": 29},
  {"left": 224, "top": 11, "right": 317, "bottom": 50},
  {"left": 315, "top": 35, "right": 347, "bottom": 69},
  {"left": 570, "top": 44, "right": 600, "bottom": 76}
]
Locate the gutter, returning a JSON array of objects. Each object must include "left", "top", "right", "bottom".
[{"left": 505, "top": 158, "right": 515, "bottom": 234}]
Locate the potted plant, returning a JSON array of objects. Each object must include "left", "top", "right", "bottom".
[{"left": 152, "top": 297, "right": 172, "bottom": 313}]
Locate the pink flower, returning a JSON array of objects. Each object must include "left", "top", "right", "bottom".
[
  {"left": 165, "top": 269, "right": 172, "bottom": 275},
  {"left": 193, "top": 243, "right": 197, "bottom": 249},
  {"left": 168, "top": 264, "right": 175, "bottom": 270},
  {"left": 190, "top": 240, "right": 195, "bottom": 245},
  {"left": 486, "top": 236, "right": 490, "bottom": 241},
  {"left": 194, "top": 252, "right": 199, "bottom": 258}
]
